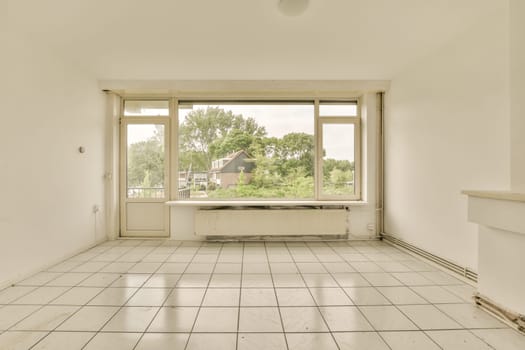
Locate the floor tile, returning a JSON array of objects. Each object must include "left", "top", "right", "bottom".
[
  {"left": 437, "top": 304, "right": 507, "bottom": 328},
  {"left": 147, "top": 307, "right": 198, "bottom": 332},
  {"left": 398, "top": 304, "right": 462, "bottom": 330},
  {"left": 350, "top": 262, "right": 384, "bottom": 272},
  {"left": 88, "top": 288, "right": 137, "bottom": 306},
  {"left": 214, "top": 263, "right": 242, "bottom": 274},
  {"left": 411, "top": 285, "right": 465, "bottom": 303},
  {"left": 186, "top": 333, "right": 237, "bottom": 350},
  {"left": 241, "top": 288, "right": 277, "bottom": 306},
  {"left": 50, "top": 287, "right": 103, "bottom": 305},
  {"left": 176, "top": 274, "right": 211, "bottom": 287},
  {"left": 332, "top": 273, "right": 371, "bottom": 287},
  {"left": 310, "top": 287, "right": 353, "bottom": 306},
  {"left": 70, "top": 262, "right": 108, "bottom": 273},
  {"left": 208, "top": 274, "right": 241, "bottom": 288},
  {"left": 239, "top": 307, "right": 282, "bottom": 332},
  {"left": 302, "top": 274, "right": 338, "bottom": 287},
  {"left": 242, "top": 274, "right": 274, "bottom": 287},
  {"left": 83, "top": 332, "right": 141, "bottom": 350},
  {"left": 31, "top": 331, "right": 94, "bottom": 349},
  {"left": 344, "top": 287, "right": 391, "bottom": 305},
  {"left": 110, "top": 274, "right": 149, "bottom": 287},
  {"left": 164, "top": 288, "right": 205, "bottom": 306},
  {"left": 323, "top": 262, "right": 356, "bottom": 273},
  {"left": 127, "top": 262, "right": 162, "bottom": 274},
  {"left": 376, "top": 286, "right": 428, "bottom": 304},
  {"left": 0, "top": 331, "right": 48, "bottom": 350},
  {"left": 297, "top": 263, "right": 327, "bottom": 273},
  {"left": 280, "top": 306, "right": 329, "bottom": 332},
  {"left": 0, "top": 305, "right": 40, "bottom": 330},
  {"left": 0, "top": 286, "right": 36, "bottom": 304},
  {"left": 333, "top": 332, "right": 390, "bottom": 350},
  {"left": 420, "top": 271, "right": 464, "bottom": 285},
  {"left": 271, "top": 274, "right": 305, "bottom": 287},
  {"left": 275, "top": 288, "right": 315, "bottom": 306},
  {"left": 156, "top": 262, "right": 188, "bottom": 273},
  {"left": 243, "top": 263, "right": 271, "bottom": 274},
  {"left": 135, "top": 333, "right": 189, "bottom": 350},
  {"left": 286, "top": 333, "right": 338, "bottom": 350},
  {"left": 12, "top": 286, "right": 69, "bottom": 305},
  {"left": 202, "top": 288, "right": 240, "bottom": 306},
  {"left": 269, "top": 263, "right": 298, "bottom": 273},
  {"left": 320, "top": 306, "right": 373, "bottom": 331},
  {"left": 102, "top": 306, "right": 158, "bottom": 332},
  {"left": 142, "top": 273, "right": 180, "bottom": 288},
  {"left": 472, "top": 328, "right": 525, "bottom": 350},
  {"left": 391, "top": 272, "right": 433, "bottom": 286},
  {"left": 125, "top": 288, "right": 171, "bottom": 306},
  {"left": 359, "top": 306, "right": 418, "bottom": 331},
  {"left": 443, "top": 284, "right": 476, "bottom": 302},
  {"left": 78, "top": 273, "right": 120, "bottom": 287},
  {"left": 237, "top": 333, "right": 287, "bottom": 350},
  {"left": 362, "top": 273, "right": 404, "bottom": 286},
  {"left": 17, "top": 272, "right": 62, "bottom": 286},
  {"left": 193, "top": 307, "right": 238, "bottom": 332},
  {"left": 11, "top": 305, "right": 78, "bottom": 331},
  {"left": 186, "top": 263, "right": 215, "bottom": 274},
  {"left": 380, "top": 331, "right": 441, "bottom": 350},
  {"left": 57, "top": 306, "right": 119, "bottom": 331},
  {"left": 99, "top": 262, "right": 135, "bottom": 273},
  {"left": 427, "top": 330, "right": 493, "bottom": 349}
]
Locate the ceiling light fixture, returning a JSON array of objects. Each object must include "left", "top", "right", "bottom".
[{"left": 278, "top": 0, "right": 310, "bottom": 17}]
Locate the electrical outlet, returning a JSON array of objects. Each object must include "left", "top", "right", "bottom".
[
  {"left": 367, "top": 223, "right": 375, "bottom": 231},
  {"left": 93, "top": 205, "right": 100, "bottom": 213}
]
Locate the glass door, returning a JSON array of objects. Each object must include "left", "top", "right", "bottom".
[{"left": 120, "top": 117, "right": 170, "bottom": 237}]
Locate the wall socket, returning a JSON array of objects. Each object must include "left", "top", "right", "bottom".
[{"left": 367, "top": 223, "right": 376, "bottom": 231}]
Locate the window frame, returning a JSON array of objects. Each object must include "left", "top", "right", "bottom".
[
  {"left": 317, "top": 112, "right": 361, "bottom": 201},
  {"left": 122, "top": 96, "right": 363, "bottom": 203}
]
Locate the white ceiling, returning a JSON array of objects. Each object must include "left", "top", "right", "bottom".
[{"left": 7, "top": 0, "right": 502, "bottom": 80}]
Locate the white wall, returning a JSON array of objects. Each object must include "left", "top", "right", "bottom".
[
  {"left": 0, "top": 31, "right": 106, "bottom": 287},
  {"left": 385, "top": 5, "right": 510, "bottom": 270},
  {"left": 510, "top": 0, "right": 525, "bottom": 192}
]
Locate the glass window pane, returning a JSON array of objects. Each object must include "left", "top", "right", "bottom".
[
  {"left": 321, "top": 124, "right": 355, "bottom": 197},
  {"left": 127, "top": 124, "right": 165, "bottom": 198},
  {"left": 178, "top": 102, "right": 314, "bottom": 200},
  {"left": 319, "top": 102, "right": 358, "bottom": 117},
  {"left": 124, "top": 100, "right": 169, "bottom": 116}
]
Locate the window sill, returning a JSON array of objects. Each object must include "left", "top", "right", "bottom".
[{"left": 166, "top": 200, "right": 368, "bottom": 207}]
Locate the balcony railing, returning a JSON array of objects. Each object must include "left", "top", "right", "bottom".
[{"left": 127, "top": 187, "right": 165, "bottom": 199}]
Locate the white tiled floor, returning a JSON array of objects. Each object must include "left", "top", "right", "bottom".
[{"left": 1, "top": 239, "right": 524, "bottom": 349}]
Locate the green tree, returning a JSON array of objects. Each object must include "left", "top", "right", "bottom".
[
  {"left": 127, "top": 129, "right": 165, "bottom": 189},
  {"left": 179, "top": 107, "right": 267, "bottom": 171}
]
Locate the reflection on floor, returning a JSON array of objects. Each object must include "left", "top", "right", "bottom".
[{"left": 0, "top": 239, "right": 524, "bottom": 349}]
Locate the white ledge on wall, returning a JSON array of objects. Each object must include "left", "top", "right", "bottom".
[
  {"left": 463, "top": 189, "right": 525, "bottom": 328},
  {"left": 461, "top": 190, "right": 525, "bottom": 203},
  {"left": 166, "top": 200, "right": 368, "bottom": 207}
]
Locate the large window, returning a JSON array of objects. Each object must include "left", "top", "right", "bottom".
[
  {"left": 176, "top": 100, "right": 360, "bottom": 201},
  {"left": 178, "top": 102, "right": 315, "bottom": 199},
  {"left": 121, "top": 98, "right": 361, "bottom": 202}
]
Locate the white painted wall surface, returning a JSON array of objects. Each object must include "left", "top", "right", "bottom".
[
  {"left": 510, "top": 0, "right": 525, "bottom": 192},
  {"left": 0, "top": 31, "right": 106, "bottom": 287},
  {"left": 385, "top": 6, "right": 510, "bottom": 270}
]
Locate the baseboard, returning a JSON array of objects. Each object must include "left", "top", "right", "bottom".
[
  {"left": 381, "top": 232, "right": 478, "bottom": 283},
  {"left": 474, "top": 293, "right": 525, "bottom": 334}
]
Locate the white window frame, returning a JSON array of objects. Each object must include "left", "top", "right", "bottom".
[
  {"left": 316, "top": 102, "right": 361, "bottom": 201},
  {"left": 121, "top": 96, "right": 363, "bottom": 203}
]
